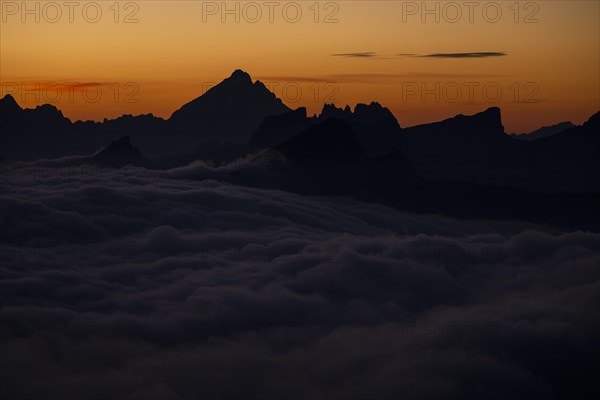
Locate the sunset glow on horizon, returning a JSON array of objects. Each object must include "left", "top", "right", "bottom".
[{"left": 1, "top": 0, "right": 599, "bottom": 132}]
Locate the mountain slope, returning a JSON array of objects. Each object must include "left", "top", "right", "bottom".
[
  {"left": 399, "top": 108, "right": 600, "bottom": 192},
  {"left": 90, "top": 136, "right": 149, "bottom": 168},
  {"left": 169, "top": 70, "right": 291, "bottom": 143},
  {"left": 398, "top": 107, "right": 510, "bottom": 180},
  {"left": 275, "top": 118, "right": 366, "bottom": 163},
  {"left": 252, "top": 107, "right": 314, "bottom": 147},
  {"left": 511, "top": 121, "right": 576, "bottom": 141},
  {"left": 0, "top": 94, "right": 22, "bottom": 116}
]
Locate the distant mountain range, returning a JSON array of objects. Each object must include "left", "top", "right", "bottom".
[
  {"left": 0, "top": 70, "right": 291, "bottom": 159},
  {"left": 510, "top": 121, "right": 576, "bottom": 141},
  {"left": 1, "top": 69, "right": 599, "bottom": 195}
]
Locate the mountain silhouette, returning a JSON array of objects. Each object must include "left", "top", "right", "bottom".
[
  {"left": 539, "top": 111, "right": 599, "bottom": 143},
  {"left": 169, "top": 69, "right": 291, "bottom": 144},
  {"left": 259, "top": 118, "right": 417, "bottom": 197},
  {"left": 252, "top": 107, "right": 314, "bottom": 147},
  {"left": 399, "top": 107, "right": 514, "bottom": 184},
  {"left": 0, "top": 70, "right": 291, "bottom": 160},
  {"left": 511, "top": 121, "right": 576, "bottom": 141},
  {"left": 253, "top": 117, "right": 599, "bottom": 231},
  {"left": 0, "top": 94, "right": 82, "bottom": 160},
  {"left": 90, "top": 136, "right": 149, "bottom": 168},
  {"left": 275, "top": 118, "right": 366, "bottom": 163},
  {"left": 173, "top": 100, "right": 403, "bottom": 165},
  {"left": 403, "top": 107, "right": 504, "bottom": 142},
  {"left": 248, "top": 101, "right": 401, "bottom": 157},
  {"left": 0, "top": 94, "right": 22, "bottom": 116},
  {"left": 398, "top": 108, "right": 600, "bottom": 192},
  {"left": 529, "top": 111, "right": 600, "bottom": 173},
  {"left": 317, "top": 102, "right": 401, "bottom": 156},
  {"left": 1, "top": 70, "right": 599, "bottom": 194},
  {"left": 0, "top": 94, "right": 70, "bottom": 127}
]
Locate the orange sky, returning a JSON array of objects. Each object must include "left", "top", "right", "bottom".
[{"left": 1, "top": 0, "right": 599, "bottom": 132}]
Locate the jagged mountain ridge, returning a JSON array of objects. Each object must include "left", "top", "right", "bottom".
[{"left": 1, "top": 70, "right": 599, "bottom": 192}]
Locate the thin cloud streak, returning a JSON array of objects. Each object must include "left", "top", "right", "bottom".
[
  {"left": 330, "top": 52, "right": 377, "bottom": 58},
  {"left": 332, "top": 52, "right": 507, "bottom": 60},
  {"left": 421, "top": 52, "right": 507, "bottom": 58}
]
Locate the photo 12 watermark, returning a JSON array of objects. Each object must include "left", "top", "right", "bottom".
[
  {"left": 399, "top": 1, "right": 540, "bottom": 24},
  {"left": 0, "top": 81, "right": 140, "bottom": 104},
  {"left": 400, "top": 81, "right": 540, "bottom": 104},
  {"left": 1, "top": 1, "right": 140, "bottom": 23},
  {"left": 200, "top": 1, "right": 340, "bottom": 23}
]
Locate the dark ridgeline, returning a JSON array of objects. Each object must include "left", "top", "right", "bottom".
[
  {"left": 400, "top": 108, "right": 600, "bottom": 192},
  {"left": 275, "top": 118, "right": 366, "bottom": 162},
  {"left": 261, "top": 114, "right": 599, "bottom": 231},
  {"left": 1, "top": 69, "right": 599, "bottom": 230},
  {"left": 0, "top": 92, "right": 168, "bottom": 160},
  {"left": 0, "top": 70, "right": 291, "bottom": 160},
  {"left": 268, "top": 118, "right": 417, "bottom": 197},
  {"left": 510, "top": 121, "right": 576, "bottom": 141},
  {"left": 0, "top": 94, "right": 73, "bottom": 160},
  {"left": 90, "top": 136, "right": 150, "bottom": 168},
  {"left": 252, "top": 107, "right": 314, "bottom": 148}
]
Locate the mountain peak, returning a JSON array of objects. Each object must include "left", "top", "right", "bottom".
[
  {"left": 169, "top": 69, "right": 291, "bottom": 143},
  {"left": 321, "top": 103, "right": 339, "bottom": 112},
  {"left": 353, "top": 102, "right": 399, "bottom": 125},
  {"left": 91, "top": 135, "right": 148, "bottom": 167},
  {"left": 356, "top": 101, "right": 384, "bottom": 110},
  {"left": 462, "top": 106, "right": 501, "bottom": 122},
  {"left": 112, "top": 135, "right": 133, "bottom": 146},
  {"left": 93, "top": 135, "right": 135, "bottom": 156},
  {"left": 319, "top": 102, "right": 397, "bottom": 123},
  {"left": 0, "top": 94, "right": 22, "bottom": 113},
  {"left": 320, "top": 103, "right": 350, "bottom": 119},
  {"left": 482, "top": 106, "right": 501, "bottom": 117},
  {"left": 452, "top": 107, "right": 504, "bottom": 136},
  {"left": 584, "top": 110, "right": 600, "bottom": 129},
  {"left": 228, "top": 69, "right": 252, "bottom": 83},
  {"left": 1, "top": 93, "right": 17, "bottom": 103},
  {"left": 482, "top": 107, "right": 503, "bottom": 131},
  {"left": 34, "top": 103, "right": 64, "bottom": 116},
  {"left": 315, "top": 101, "right": 401, "bottom": 156}
]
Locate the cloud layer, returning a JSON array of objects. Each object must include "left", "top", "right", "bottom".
[{"left": 1, "top": 162, "right": 599, "bottom": 399}]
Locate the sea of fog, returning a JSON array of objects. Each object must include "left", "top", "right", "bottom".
[{"left": 1, "top": 162, "right": 599, "bottom": 399}]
